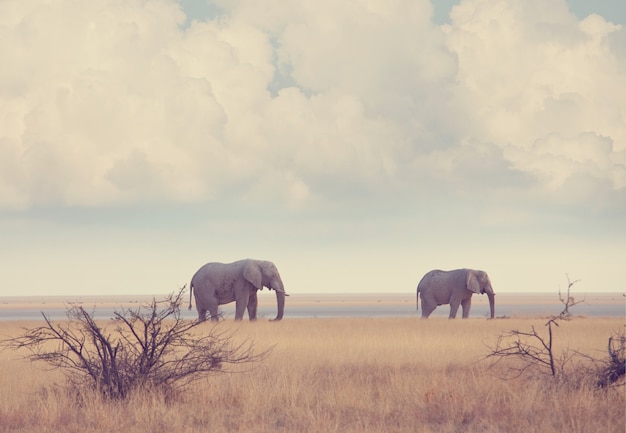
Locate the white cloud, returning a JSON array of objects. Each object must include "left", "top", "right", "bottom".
[
  {"left": 445, "top": 0, "right": 625, "bottom": 150},
  {"left": 0, "top": 0, "right": 624, "bottom": 226},
  {"left": 441, "top": 0, "right": 625, "bottom": 213},
  {"left": 502, "top": 132, "right": 625, "bottom": 206}
]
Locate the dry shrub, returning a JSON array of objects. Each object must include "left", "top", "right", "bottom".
[
  {"left": 486, "top": 281, "right": 624, "bottom": 390},
  {"left": 0, "top": 288, "right": 267, "bottom": 400},
  {"left": 596, "top": 332, "right": 626, "bottom": 388}
]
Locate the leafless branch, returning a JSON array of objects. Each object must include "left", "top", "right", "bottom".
[
  {"left": 485, "top": 274, "right": 624, "bottom": 389},
  {"left": 597, "top": 333, "right": 626, "bottom": 388},
  {"left": 1, "top": 287, "right": 269, "bottom": 400},
  {"left": 486, "top": 319, "right": 561, "bottom": 379},
  {"left": 558, "top": 274, "right": 584, "bottom": 319}
]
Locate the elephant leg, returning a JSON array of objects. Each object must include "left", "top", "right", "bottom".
[
  {"left": 197, "top": 308, "right": 207, "bottom": 322},
  {"left": 448, "top": 300, "right": 461, "bottom": 319},
  {"left": 247, "top": 293, "right": 258, "bottom": 321},
  {"left": 234, "top": 297, "right": 249, "bottom": 321},
  {"left": 421, "top": 297, "right": 437, "bottom": 318},
  {"left": 207, "top": 302, "right": 220, "bottom": 321},
  {"left": 461, "top": 298, "right": 472, "bottom": 319}
]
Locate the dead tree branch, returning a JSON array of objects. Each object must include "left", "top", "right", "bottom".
[
  {"left": 486, "top": 319, "right": 562, "bottom": 379},
  {"left": 486, "top": 274, "right": 625, "bottom": 389},
  {"left": 558, "top": 274, "right": 584, "bottom": 320},
  {"left": 597, "top": 333, "right": 626, "bottom": 388},
  {"left": 1, "top": 287, "right": 269, "bottom": 399}
]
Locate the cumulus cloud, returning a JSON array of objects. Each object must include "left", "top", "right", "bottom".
[
  {"left": 444, "top": 0, "right": 626, "bottom": 210},
  {"left": 0, "top": 0, "right": 624, "bottom": 225},
  {"left": 446, "top": 2, "right": 625, "bottom": 151}
]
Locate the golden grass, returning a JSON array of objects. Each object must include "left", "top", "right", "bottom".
[{"left": 0, "top": 317, "right": 624, "bottom": 433}]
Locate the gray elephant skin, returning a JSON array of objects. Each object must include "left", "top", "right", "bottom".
[
  {"left": 188, "top": 259, "right": 287, "bottom": 321},
  {"left": 416, "top": 269, "right": 495, "bottom": 319}
]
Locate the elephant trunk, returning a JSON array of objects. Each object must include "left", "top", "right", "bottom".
[
  {"left": 272, "top": 288, "right": 285, "bottom": 321},
  {"left": 487, "top": 292, "right": 495, "bottom": 319}
]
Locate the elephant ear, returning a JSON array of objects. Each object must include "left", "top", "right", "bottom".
[
  {"left": 243, "top": 261, "right": 263, "bottom": 290},
  {"left": 466, "top": 271, "right": 481, "bottom": 294}
]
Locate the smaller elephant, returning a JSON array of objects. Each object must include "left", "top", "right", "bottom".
[
  {"left": 417, "top": 268, "right": 495, "bottom": 319},
  {"left": 188, "top": 259, "right": 287, "bottom": 321}
]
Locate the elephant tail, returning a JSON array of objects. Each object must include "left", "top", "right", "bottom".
[
  {"left": 416, "top": 285, "right": 420, "bottom": 312},
  {"left": 188, "top": 282, "right": 193, "bottom": 310}
]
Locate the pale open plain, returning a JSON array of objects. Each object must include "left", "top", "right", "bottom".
[
  {"left": 1, "top": 292, "right": 623, "bottom": 320},
  {"left": 0, "top": 294, "right": 624, "bottom": 433}
]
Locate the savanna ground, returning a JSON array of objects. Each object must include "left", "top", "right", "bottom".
[{"left": 0, "top": 316, "right": 624, "bottom": 433}]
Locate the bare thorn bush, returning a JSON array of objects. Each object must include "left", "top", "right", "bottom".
[
  {"left": 0, "top": 287, "right": 269, "bottom": 400},
  {"left": 486, "top": 319, "right": 572, "bottom": 380},
  {"left": 597, "top": 332, "right": 626, "bottom": 388},
  {"left": 486, "top": 275, "right": 624, "bottom": 389}
]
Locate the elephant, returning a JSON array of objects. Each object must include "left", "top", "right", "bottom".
[
  {"left": 416, "top": 268, "right": 495, "bottom": 319},
  {"left": 188, "top": 259, "right": 287, "bottom": 321}
]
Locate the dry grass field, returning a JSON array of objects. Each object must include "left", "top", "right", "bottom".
[{"left": 0, "top": 317, "right": 624, "bottom": 433}]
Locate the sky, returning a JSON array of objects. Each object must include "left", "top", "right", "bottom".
[{"left": 0, "top": 0, "right": 625, "bottom": 298}]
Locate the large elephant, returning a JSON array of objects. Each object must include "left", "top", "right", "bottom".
[
  {"left": 416, "top": 268, "right": 495, "bottom": 319},
  {"left": 188, "top": 259, "right": 287, "bottom": 321}
]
